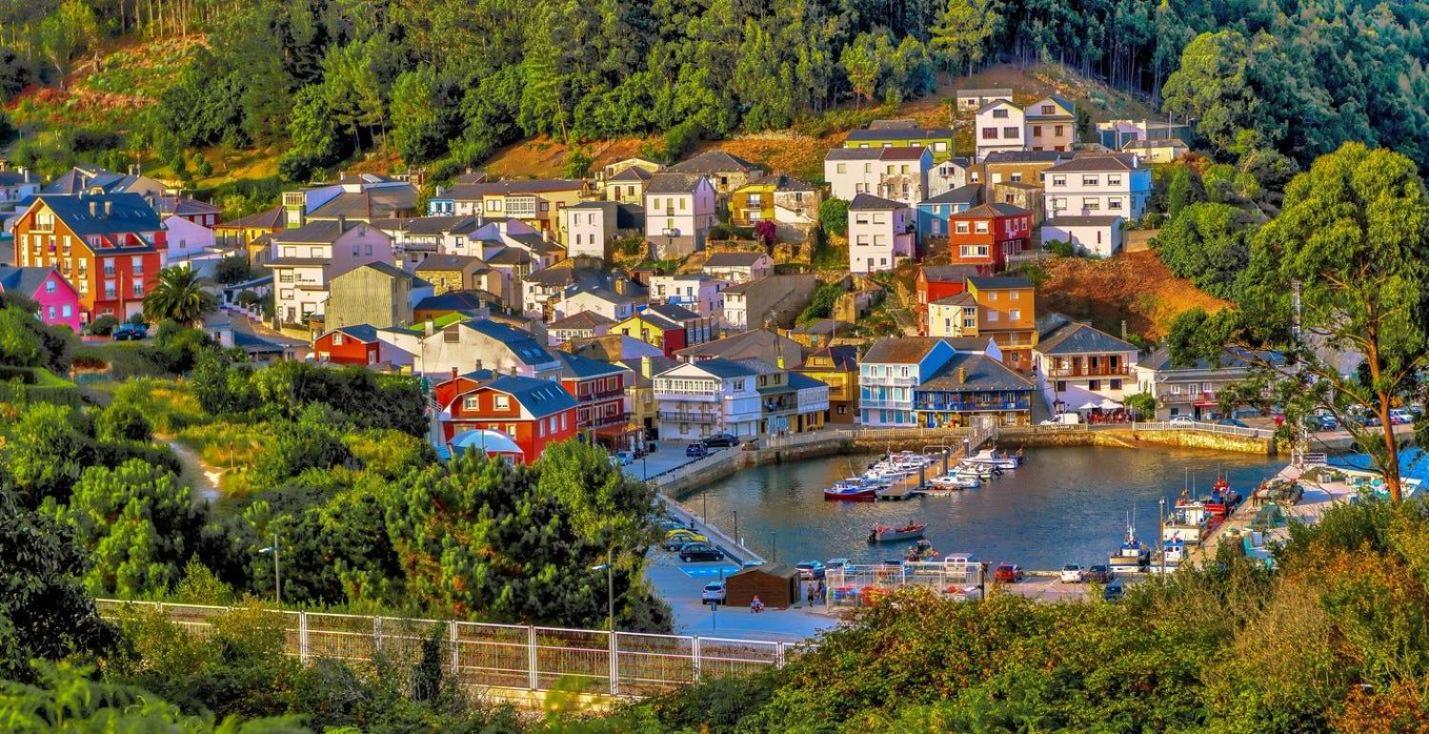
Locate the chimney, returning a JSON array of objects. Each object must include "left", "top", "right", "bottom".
[
  {"left": 641, "top": 355, "right": 652, "bottom": 378},
  {"left": 956, "top": 367, "right": 966, "bottom": 385},
  {"left": 337, "top": 214, "right": 347, "bottom": 231},
  {"left": 450, "top": 367, "right": 457, "bottom": 379},
  {"left": 424, "top": 320, "right": 435, "bottom": 337}
]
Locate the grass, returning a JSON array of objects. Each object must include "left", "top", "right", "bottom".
[
  {"left": 107, "top": 378, "right": 209, "bottom": 435},
  {"left": 74, "top": 342, "right": 171, "bottom": 379}
]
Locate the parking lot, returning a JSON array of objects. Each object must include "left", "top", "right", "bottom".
[
  {"left": 621, "top": 443, "right": 734, "bottom": 482},
  {"left": 643, "top": 551, "right": 835, "bottom": 641}
]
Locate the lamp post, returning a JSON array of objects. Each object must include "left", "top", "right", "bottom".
[
  {"left": 258, "top": 534, "right": 281, "bottom": 605},
  {"left": 590, "top": 548, "right": 615, "bottom": 631},
  {"left": 732, "top": 510, "right": 739, "bottom": 547}
]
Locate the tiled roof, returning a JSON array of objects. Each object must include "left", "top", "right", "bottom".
[
  {"left": 931, "top": 292, "right": 976, "bottom": 306},
  {"left": 309, "top": 187, "right": 418, "bottom": 220},
  {"left": 485, "top": 248, "right": 532, "bottom": 266},
  {"left": 949, "top": 202, "right": 1028, "bottom": 219},
  {"left": 416, "top": 253, "right": 488, "bottom": 272},
  {"left": 879, "top": 147, "right": 930, "bottom": 161},
  {"left": 1044, "top": 215, "right": 1124, "bottom": 227},
  {"left": 786, "top": 372, "right": 829, "bottom": 390},
  {"left": 1036, "top": 322, "right": 1136, "bottom": 356},
  {"left": 849, "top": 193, "right": 907, "bottom": 211},
  {"left": 667, "top": 150, "right": 762, "bottom": 174},
  {"left": 921, "top": 264, "right": 979, "bottom": 283},
  {"left": 976, "top": 99, "right": 1019, "bottom": 114},
  {"left": 271, "top": 219, "right": 362, "bottom": 245},
  {"left": 746, "top": 173, "right": 816, "bottom": 191},
  {"left": 919, "top": 352, "right": 1035, "bottom": 392},
  {"left": 152, "top": 195, "right": 220, "bottom": 218},
  {"left": 968, "top": 276, "right": 1032, "bottom": 290},
  {"left": 800, "top": 344, "right": 859, "bottom": 370},
  {"left": 676, "top": 329, "right": 804, "bottom": 365},
  {"left": 982, "top": 150, "right": 1067, "bottom": 165},
  {"left": 463, "top": 320, "right": 557, "bottom": 365},
  {"left": 704, "top": 252, "right": 768, "bottom": 268},
  {"left": 863, "top": 337, "right": 946, "bottom": 364},
  {"left": 1048, "top": 155, "right": 1137, "bottom": 173},
  {"left": 217, "top": 205, "right": 285, "bottom": 230},
  {"left": 0, "top": 266, "right": 61, "bottom": 297},
  {"left": 608, "top": 166, "right": 654, "bottom": 182},
  {"left": 34, "top": 193, "right": 162, "bottom": 236},
  {"left": 414, "top": 291, "right": 488, "bottom": 313},
  {"left": 686, "top": 358, "right": 760, "bottom": 379},
  {"left": 555, "top": 351, "right": 626, "bottom": 379},
  {"left": 549, "top": 310, "right": 615, "bottom": 329},
  {"left": 846, "top": 127, "right": 952, "bottom": 142},
  {"left": 644, "top": 173, "right": 707, "bottom": 195},
  {"left": 1139, "top": 346, "right": 1285, "bottom": 372},
  {"left": 446, "top": 179, "right": 584, "bottom": 199},
  {"left": 483, "top": 375, "right": 578, "bottom": 417},
  {"left": 643, "top": 302, "right": 700, "bottom": 322},
  {"left": 923, "top": 185, "right": 981, "bottom": 205}
]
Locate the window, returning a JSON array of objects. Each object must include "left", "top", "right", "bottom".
[
  {"left": 974, "top": 221, "right": 989, "bottom": 234},
  {"left": 1031, "top": 125, "right": 1042, "bottom": 137},
  {"left": 1041, "top": 105, "right": 1054, "bottom": 115},
  {"left": 443, "top": 325, "right": 460, "bottom": 342},
  {"left": 1107, "top": 176, "right": 1122, "bottom": 186},
  {"left": 987, "top": 310, "right": 999, "bottom": 322},
  {"left": 495, "top": 395, "right": 510, "bottom": 410},
  {"left": 1056, "top": 380, "right": 1067, "bottom": 392},
  {"left": 46, "top": 306, "right": 55, "bottom": 319},
  {"left": 733, "top": 379, "right": 744, "bottom": 390},
  {"left": 1003, "top": 127, "right": 1020, "bottom": 139},
  {"left": 44, "top": 279, "right": 55, "bottom": 293},
  {"left": 992, "top": 109, "right": 1008, "bottom": 119},
  {"left": 1108, "top": 199, "right": 1124, "bottom": 211},
  {"left": 1089, "top": 380, "right": 1101, "bottom": 391},
  {"left": 955, "top": 222, "right": 970, "bottom": 234},
  {"left": 959, "top": 245, "right": 989, "bottom": 257},
  {"left": 1082, "top": 176, "right": 1099, "bottom": 186},
  {"left": 1110, "top": 379, "right": 1122, "bottom": 391},
  {"left": 62, "top": 305, "right": 72, "bottom": 318},
  {"left": 463, "top": 396, "right": 480, "bottom": 411},
  {"left": 333, "top": 333, "right": 345, "bottom": 345},
  {"left": 1054, "top": 125, "right": 1064, "bottom": 136},
  {"left": 1010, "top": 172, "right": 1023, "bottom": 183},
  {"left": 982, "top": 127, "right": 997, "bottom": 139},
  {"left": 1010, "top": 309, "right": 1020, "bottom": 320},
  {"left": 1052, "top": 176, "right": 1066, "bottom": 187},
  {"left": 1082, "top": 198, "right": 1101, "bottom": 211}
]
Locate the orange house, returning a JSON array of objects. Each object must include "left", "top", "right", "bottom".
[
  {"left": 439, "top": 374, "right": 579, "bottom": 463},
  {"left": 11, "top": 193, "right": 166, "bottom": 323}
]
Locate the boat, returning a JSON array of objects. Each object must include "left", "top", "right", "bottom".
[
  {"left": 963, "top": 448, "right": 1022, "bottom": 470},
  {"left": 930, "top": 474, "right": 979, "bottom": 490},
  {"left": 1161, "top": 538, "right": 1186, "bottom": 564},
  {"left": 1109, "top": 512, "right": 1151, "bottom": 572},
  {"left": 954, "top": 462, "right": 998, "bottom": 479},
  {"left": 904, "top": 539, "right": 941, "bottom": 561},
  {"left": 824, "top": 484, "right": 877, "bottom": 502},
  {"left": 868, "top": 522, "right": 927, "bottom": 543}
]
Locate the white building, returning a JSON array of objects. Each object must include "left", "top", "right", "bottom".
[
  {"left": 858, "top": 337, "right": 957, "bottom": 427},
  {"left": 413, "top": 319, "right": 562, "bottom": 379},
  {"left": 653, "top": 359, "right": 763, "bottom": 441},
  {"left": 555, "top": 285, "right": 642, "bottom": 323},
  {"left": 702, "top": 251, "right": 773, "bottom": 283},
  {"left": 648, "top": 273, "right": 727, "bottom": 319},
  {"left": 927, "top": 157, "right": 974, "bottom": 198},
  {"left": 1032, "top": 322, "right": 1139, "bottom": 414},
  {"left": 560, "top": 201, "right": 619, "bottom": 260},
  {"left": 823, "top": 147, "right": 933, "bottom": 205},
  {"left": 1040, "top": 216, "right": 1125, "bottom": 258},
  {"left": 160, "top": 215, "right": 218, "bottom": 272},
  {"left": 265, "top": 218, "right": 394, "bottom": 326},
  {"left": 1044, "top": 155, "right": 1153, "bottom": 220},
  {"left": 644, "top": 173, "right": 717, "bottom": 259},
  {"left": 848, "top": 193, "right": 915, "bottom": 274},
  {"left": 975, "top": 100, "right": 1027, "bottom": 159}
]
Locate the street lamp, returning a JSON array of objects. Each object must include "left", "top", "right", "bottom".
[
  {"left": 258, "top": 534, "right": 281, "bottom": 605},
  {"left": 589, "top": 548, "right": 615, "bottom": 631},
  {"left": 732, "top": 510, "right": 739, "bottom": 547}
]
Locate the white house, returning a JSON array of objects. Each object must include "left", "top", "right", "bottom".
[
  {"left": 1032, "top": 321, "right": 1139, "bottom": 414},
  {"left": 847, "top": 193, "right": 915, "bottom": 274},
  {"left": 413, "top": 319, "right": 562, "bottom": 379},
  {"left": 1024, "top": 96, "right": 1077, "bottom": 152},
  {"left": 644, "top": 173, "right": 717, "bottom": 258},
  {"left": 823, "top": 147, "right": 933, "bottom": 205},
  {"left": 927, "top": 157, "right": 974, "bottom": 198},
  {"left": 554, "top": 285, "right": 642, "bottom": 323},
  {"left": 702, "top": 251, "right": 773, "bottom": 283},
  {"left": 1040, "top": 215, "right": 1125, "bottom": 258},
  {"left": 975, "top": 100, "right": 1027, "bottom": 159},
  {"left": 648, "top": 273, "right": 727, "bottom": 318},
  {"left": 653, "top": 359, "right": 763, "bottom": 441},
  {"left": 1044, "top": 155, "right": 1153, "bottom": 220},
  {"left": 560, "top": 201, "right": 619, "bottom": 260},
  {"left": 859, "top": 337, "right": 957, "bottom": 427},
  {"left": 161, "top": 215, "right": 218, "bottom": 272},
  {"left": 265, "top": 218, "right": 394, "bottom": 326}
]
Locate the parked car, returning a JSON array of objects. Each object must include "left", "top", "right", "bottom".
[
  {"left": 703, "top": 433, "right": 738, "bottom": 448},
  {"left": 685, "top": 443, "right": 709, "bottom": 458},
  {"left": 1390, "top": 408, "right": 1414, "bottom": 424},
  {"left": 1102, "top": 579, "right": 1126, "bottom": 601},
  {"left": 1084, "top": 565, "right": 1111, "bottom": 584},
  {"left": 1059, "top": 564, "right": 1084, "bottom": 583},
  {"left": 1040, "top": 412, "right": 1082, "bottom": 426},
  {"left": 1216, "top": 418, "right": 1250, "bottom": 428},
  {"left": 701, "top": 581, "right": 726, "bottom": 604},
  {"left": 612, "top": 450, "right": 636, "bottom": 466},
  {"left": 794, "top": 560, "right": 825, "bottom": 580},
  {"left": 662, "top": 528, "right": 707, "bottom": 551},
  {"left": 112, "top": 322, "right": 148, "bottom": 341},
  {"left": 1304, "top": 414, "right": 1338, "bottom": 432},
  {"left": 679, "top": 543, "right": 725, "bottom": 562},
  {"left": 1168, "top": 415, "right": 1196, "bottom": 424},
  {"left": 825, "top": 558, "right": 852, "bottom": 573},
  {"left": 993, "top": 564, "right": 1024, "bottom": 583}
]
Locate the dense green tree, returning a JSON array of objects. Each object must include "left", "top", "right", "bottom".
[
  {"left": 214, "top": 254, "right": 256, "bottom": 286},
  {"left": 35, "top": 0, "right": 98, "bottom": 88},
  {"left": 930, "top": 0, "right": 997, "bottom": 75},
  {"left": 54, "top": 459, "right": 206, "bottom": 597},
  {"left": 1152, "top": 202, "right": 1256, "bottom": 299},
  {"left": 1, "top": 402, "right": 90, "bottom": 503},
  {"left": 142, "top": 267, "right": 218, "bottom": 326},
  {"left": 819, "top": 198, "right": 850, "bottom": 236}
]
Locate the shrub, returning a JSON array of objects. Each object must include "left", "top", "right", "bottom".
[{"left": 87, "top": 315, "right": 119, "bottom": 336}]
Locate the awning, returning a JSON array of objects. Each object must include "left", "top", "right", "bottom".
[{"left": 449, "top": 429, "right": 523, "bottom": 457}]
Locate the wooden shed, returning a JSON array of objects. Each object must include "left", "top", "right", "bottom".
[{"left": 724, "top": 565, "right": 800, "bottom": 609}]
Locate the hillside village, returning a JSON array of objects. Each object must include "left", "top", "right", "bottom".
[{"left": 0, "top": 86, "right": 1255, "bottom": 467}]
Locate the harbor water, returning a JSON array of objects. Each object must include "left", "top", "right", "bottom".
[{"left": 685, "top": 446, "right": 1284, "bottom": 571}]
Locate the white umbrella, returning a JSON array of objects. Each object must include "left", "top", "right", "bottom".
[
  {"left": 1076, "top": 401, "right": 1101, "bottom": 411},
  {"left": 1099, "top": 398, "right": 1123, "bottom": 410},
  {"left": 449, "top": 429, "right": 524, "bottom": 457}
]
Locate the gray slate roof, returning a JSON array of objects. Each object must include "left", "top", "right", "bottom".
[
  {"left": 1045, "top": 215, "right": 1124, "bottom": 227},
  {"left": 704, "top": 252, "right": 768, "bottom": 268},
  {"left": 1036, "top": 322, "right": 1136, "bottom": 356},
  {"left": 645, "top": 173, "right": 707, "bottom": 195},
  {"left": 919, "top": 352, "right": 1035, "bottom": 392},
  {"left": 464, "top": 320, "right": 557, "bottom": 365},
  {"left": 923, "top": 184, "right": 981, "bottom": 206},
  {"left": 668, "top": 150, "right": 762, "bottom": 175},
  {"left": 863, "top": 337, "right": 946, "bottom": 364},
  {"left": 849, "top": 193, "right": 906, "bottom": 211},
  {"left": 35, "top": 193, "right": 162, "bottom": 236}
]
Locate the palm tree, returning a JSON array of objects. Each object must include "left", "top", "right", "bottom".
[{"left": 142, "top": 266, "right": 217, "bottom": 326}]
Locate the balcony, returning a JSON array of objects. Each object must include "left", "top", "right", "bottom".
[
  {"left": 762, "top": 399, "right": 796, "bottom": 414},
  {"left": 585, "top": 413, "right": 629, "bottom": 429},
  {"left": 504, "top": 196, "right": 538, "bottom": 218},
  {"left": 860, "top": 398, "right": 911, "bottom": 409},
  {"left": 1044, "top": 365, "right": 1133, "bottom": 378},
  {"left": 864, "top": 374, "right": 919, "bottom": 387},
  {"left": 659, "top": 411, "right": 720, "bottom": 424},
  {"left": 914, "top": 397, "right": 1032, "bottom": 412}
]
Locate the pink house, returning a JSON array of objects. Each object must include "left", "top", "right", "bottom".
[{"left": 0, "top": 266, "right": 83, "bottom": 331}]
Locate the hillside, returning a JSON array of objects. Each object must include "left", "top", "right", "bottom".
[
  {"left": 485, "top": 63, "right": 1156, "bottom": 182},
  {"left": 1039, "top": 250, "right": 1228, "bottom": 340}
]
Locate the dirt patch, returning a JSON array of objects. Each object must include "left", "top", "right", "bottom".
[{"left": 1039, "top": 251, "right": 1227, "bottom": 340}]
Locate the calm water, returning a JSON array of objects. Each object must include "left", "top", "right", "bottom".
[{"left": 687, "top": 446, "right": 1284, "bottom": 570}]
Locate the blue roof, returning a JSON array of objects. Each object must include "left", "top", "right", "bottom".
[
  {"left": 787, "top": 372, "right": 828, "bottom": 390},
  {"left": 690, "top": 358, "right": 760, "bottom": 379},
  {"left": 1036, "top": 322, "right": 1136, "bottom": 356},
  {"left": 334, "top": 324, "right": 380, "bottom": 342},
  {"left": 464, "top": 320, "right": 556, "bottom": 366},
  {"left": 555, "top": 351, "right": 625, "bottom": 379},
  {"left": 415, "top": 291, "right": 487, "bottom": 312},
  {"left": 34, "top": 193, "right": 163, "bottom": 237},
  {"left": 0, "top": 266, "right": 62, "bottom": 297},
  {"left": 485, "top": 375, "right": 577, "bottom": 417}
]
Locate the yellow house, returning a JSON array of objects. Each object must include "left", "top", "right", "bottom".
[
  {"left": 445, "top": 179, "right": 588, "bottom": 242},
  {"left": 965, "top": 275, "right": 1038, "bottom": 373},
  {"left": 729, "top": 174, "right": 820, "bottom": 228},
  {"left": 927, "top": 292, "right": 980, "bottom": 339},
  {"left": 794, "top": 345, "right": 859, "bottom": 424},
  {"left": 214, "top": 205, "right": 285, "bottom": 266}
]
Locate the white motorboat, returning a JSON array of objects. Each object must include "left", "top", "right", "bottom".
[
  {"left": 930, "top": 474, "right": 979, "bottom": 490},
  {"left": 963, "top": 448, "right": 1022, "bottom": 470}
]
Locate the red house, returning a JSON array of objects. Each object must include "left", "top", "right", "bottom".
[
  {"left": 10, "top": 193, "right": 167, "bottom": 323},
  {"left": 555, "top": 351, "right": 632, "bottom": 446},
  {"left": 946, "top": 203, "right": 1032, "bottom": 273},
  {"left": 611, "top": 302, "right": 711, "bottom": 358},
  {"left": 312, "top": 324, "right": 396, "bottom": 366},
  {"left": 439, "top": 374, "right": 579, "bottom": 463},
  {"left": 915, "top": 264, "right": 979, "bottom": 336}
]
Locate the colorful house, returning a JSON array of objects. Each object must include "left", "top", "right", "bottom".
[
  {"left": 312, "top": 324, "right": 413, "bottom": 367},
  {"left": 915, "top": 184, "right": 980, "bottom": 243},
  {"left": 10, "top": 193, "right": 166, "bottom": 323},
  {"left": 0, "top": 265, "right": 82, "bottom": 331},
  {"left": 437, "top": 374, "right": 580, "bottom": 463},
  {"left": 913, "top": 352, "right": 1036, "bottom": 428},
  {"left": 966, "top": 276, "right": 1038, "bottom": 373},
  {"left": 610, "top": 303, "right": 710, "bottom": 358},
  {"left": 555, "top": 351, "right": 633, "bottom": 446},
  {"left": 214, "top": 205, "right": 285, "bottom": 266},
  {"left": 946, "top": 203, "right": 1032, "bottom": 273},
  {"left": 858, "top": 337, "right": 957, "bottom": 427},
  {"left": 843, "top": 120, "right": 957, "bottom": 162}
]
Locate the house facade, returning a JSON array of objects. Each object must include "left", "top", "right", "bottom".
[
  {"left": 666, "top": 150, "right": 764, "bottom": 196},
  {"left": 653, "top": 359, "right": 763, "bottom": 441},
  {"left": 10, "top": 193, "right": 166, "bottom": 322},
  {"left": 547, "top": 310, "right": 614, "bottom": 345},
  {"left": 927, "top": 157, "right": 974, "bottom": 198},
  {"left": 0, "top": 168, "right": 40, "bottom": 215},
  {"left": 824, "top": 147, "right": 933, "bottom": 205},
  {"left": 795, "top": 345, "right": 859, "bottom": 425},
  {"left": 722, "top": 274, "right": 819, "bottom": 330},
  {"left": 956, "top": 88, "right": 1012, "bottom": 111},
  {"left": 966, "top": 276, "right": 1037, "bottom": 373},
  {"left": 858, "top": 337, "right": 956, "bottom": 427},
  {"left": 1033, "top": 322, "right": 1139, "bottom": 414},
  {"left": 265, "top": 219, "right": 394, "bottom": 327},
  {"left": 438, "top": 374, "right": 580, "bottom": 462},
  {"left": 1132, "top": 348, "right": 1280, "bottom": 421},
  {"left": 1040, "top": 216, "right": 1125, "bottom": 258},
  {"left": 702, "top": 251, "right": 773, "bottom": 283},
  {"left": 1045, "top": 155, "right": 1153, "bottom": 220},
  {"left": 414, "top": 319, "right": 562, "bottom": 379},
  {"left": 610, "top": 303, "right": 712, "bottom": 358},
  {"left": 313, "top": 324, "right": 412, "bottom": 367},
  {"left": 560, "top": 201, "right": 620, "bottom": 260},
  {"left": 842, "top": 120, "right": 956, "bottom": 162},
  {"left": 915, "top": 184, "right": 980, "bottom": 243},
  {"left": 915, "top": 264, "right": 979, "bottom": 334},
  {"left": 0, "top": 265, "right": 82, "bottom": 331},
  {"left": 648, "top": 273, "right": 726, "bottom": 318},
  {"left": 946, "top": 203, "right": 1032, "bottom": 272},
  {"left": 414, "top": 254, "right": 488, "bottom": 295},
  {"left": 913, "top": 352, "right": 1036, "bottom": 428},
  {"left": 555, "top": 352, "right": 631, "bottom": 442},
  {"left": 325, "top": 261, "right": 431, "bottom": 331},
  {"left": 644, "top": 174, "right": 717, "bottom": 259},
  {"left": 1024, "top": 96, "right": 1077, "bottom": 152},
  {"left": 975, "top": 100, "right": 1027, "bottom": 159},
  {"left": 444, "top": 179, "right": 585, "bottom": 239},
  {"left": 848, "top": 194, "right": 915, "bottom": 274}
]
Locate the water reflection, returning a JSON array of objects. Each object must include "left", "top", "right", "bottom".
[{"left": 686, "top": 446, "right": 1284, "bottom": 570}]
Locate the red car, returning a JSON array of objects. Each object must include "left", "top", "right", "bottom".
[{"left": 993, "top": 564, "right": 1024, "bottom": 583}]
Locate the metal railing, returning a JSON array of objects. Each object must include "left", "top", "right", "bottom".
[
  {"left": 95, "top": 600, "right": 792, "bottom": 699},
  {"left": 1130, "top": 420, "right": 1275, "bottom": 439}
]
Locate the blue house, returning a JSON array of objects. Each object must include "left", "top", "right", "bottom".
[
  {"left": 915, "top": 184, "right": 980, "bottom": 243},
  {"left": 913, "top": 352, "right": 1036, "bottom": 428},
  {"left": 858, "top": 337, "right": 958, "bottom": 427}
]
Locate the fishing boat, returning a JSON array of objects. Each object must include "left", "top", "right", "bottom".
[
  {"left": 904, "top": 539, "right": 941, "bottom": 561},
  {"left": 824, "top": 484, "right": 877, "bottom": 502},
  {"left": 963, "top": 448, "right": 1022, "bottom": 470},
  {"left": 1109, "top": 513, "right": 1151, "bottom": 572},
  {"left": 868, "top": 522, "right": 927, "bottom": 544},
  {"left": 930, "top": 474, "right": 979, "bottom": 490},
  {"left": 1161, "top": 538, "right": 1186, "bottom": 564}
]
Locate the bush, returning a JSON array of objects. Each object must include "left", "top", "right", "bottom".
[
  {"left": 87, "top": 315, "right": 119, "bottom": 336},
  {"left": 1046, "top": 239, "right": 1077, "bottom": 257},
  {"left": 819, "top": 198, "right": 849, "bottom": 236}
]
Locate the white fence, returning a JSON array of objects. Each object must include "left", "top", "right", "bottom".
[
  {"left": 96, "top": 600, "right": 793, "bottom": 699},
  {"left": 1129, "top": 420, "right": 1276, "bottom": 439},
  {"left": 825, "top": 560, "right": 984, "bottom": 608}
]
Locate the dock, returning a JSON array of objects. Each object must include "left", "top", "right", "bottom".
[{"left": 872, "top": 445, "right": 967, "bottom": 501}]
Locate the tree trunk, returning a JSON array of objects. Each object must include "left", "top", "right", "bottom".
[{"left": 1366, "top": 333, "right": 1404, "bottom": 503}]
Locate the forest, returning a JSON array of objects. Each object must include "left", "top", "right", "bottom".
[{"left": 1, "top": 0, "right": 1427, "bottom": 184}]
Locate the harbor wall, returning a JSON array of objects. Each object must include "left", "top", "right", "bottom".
[{"left": 995, "top": 427, "right": 1275, "bottom": 456}]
